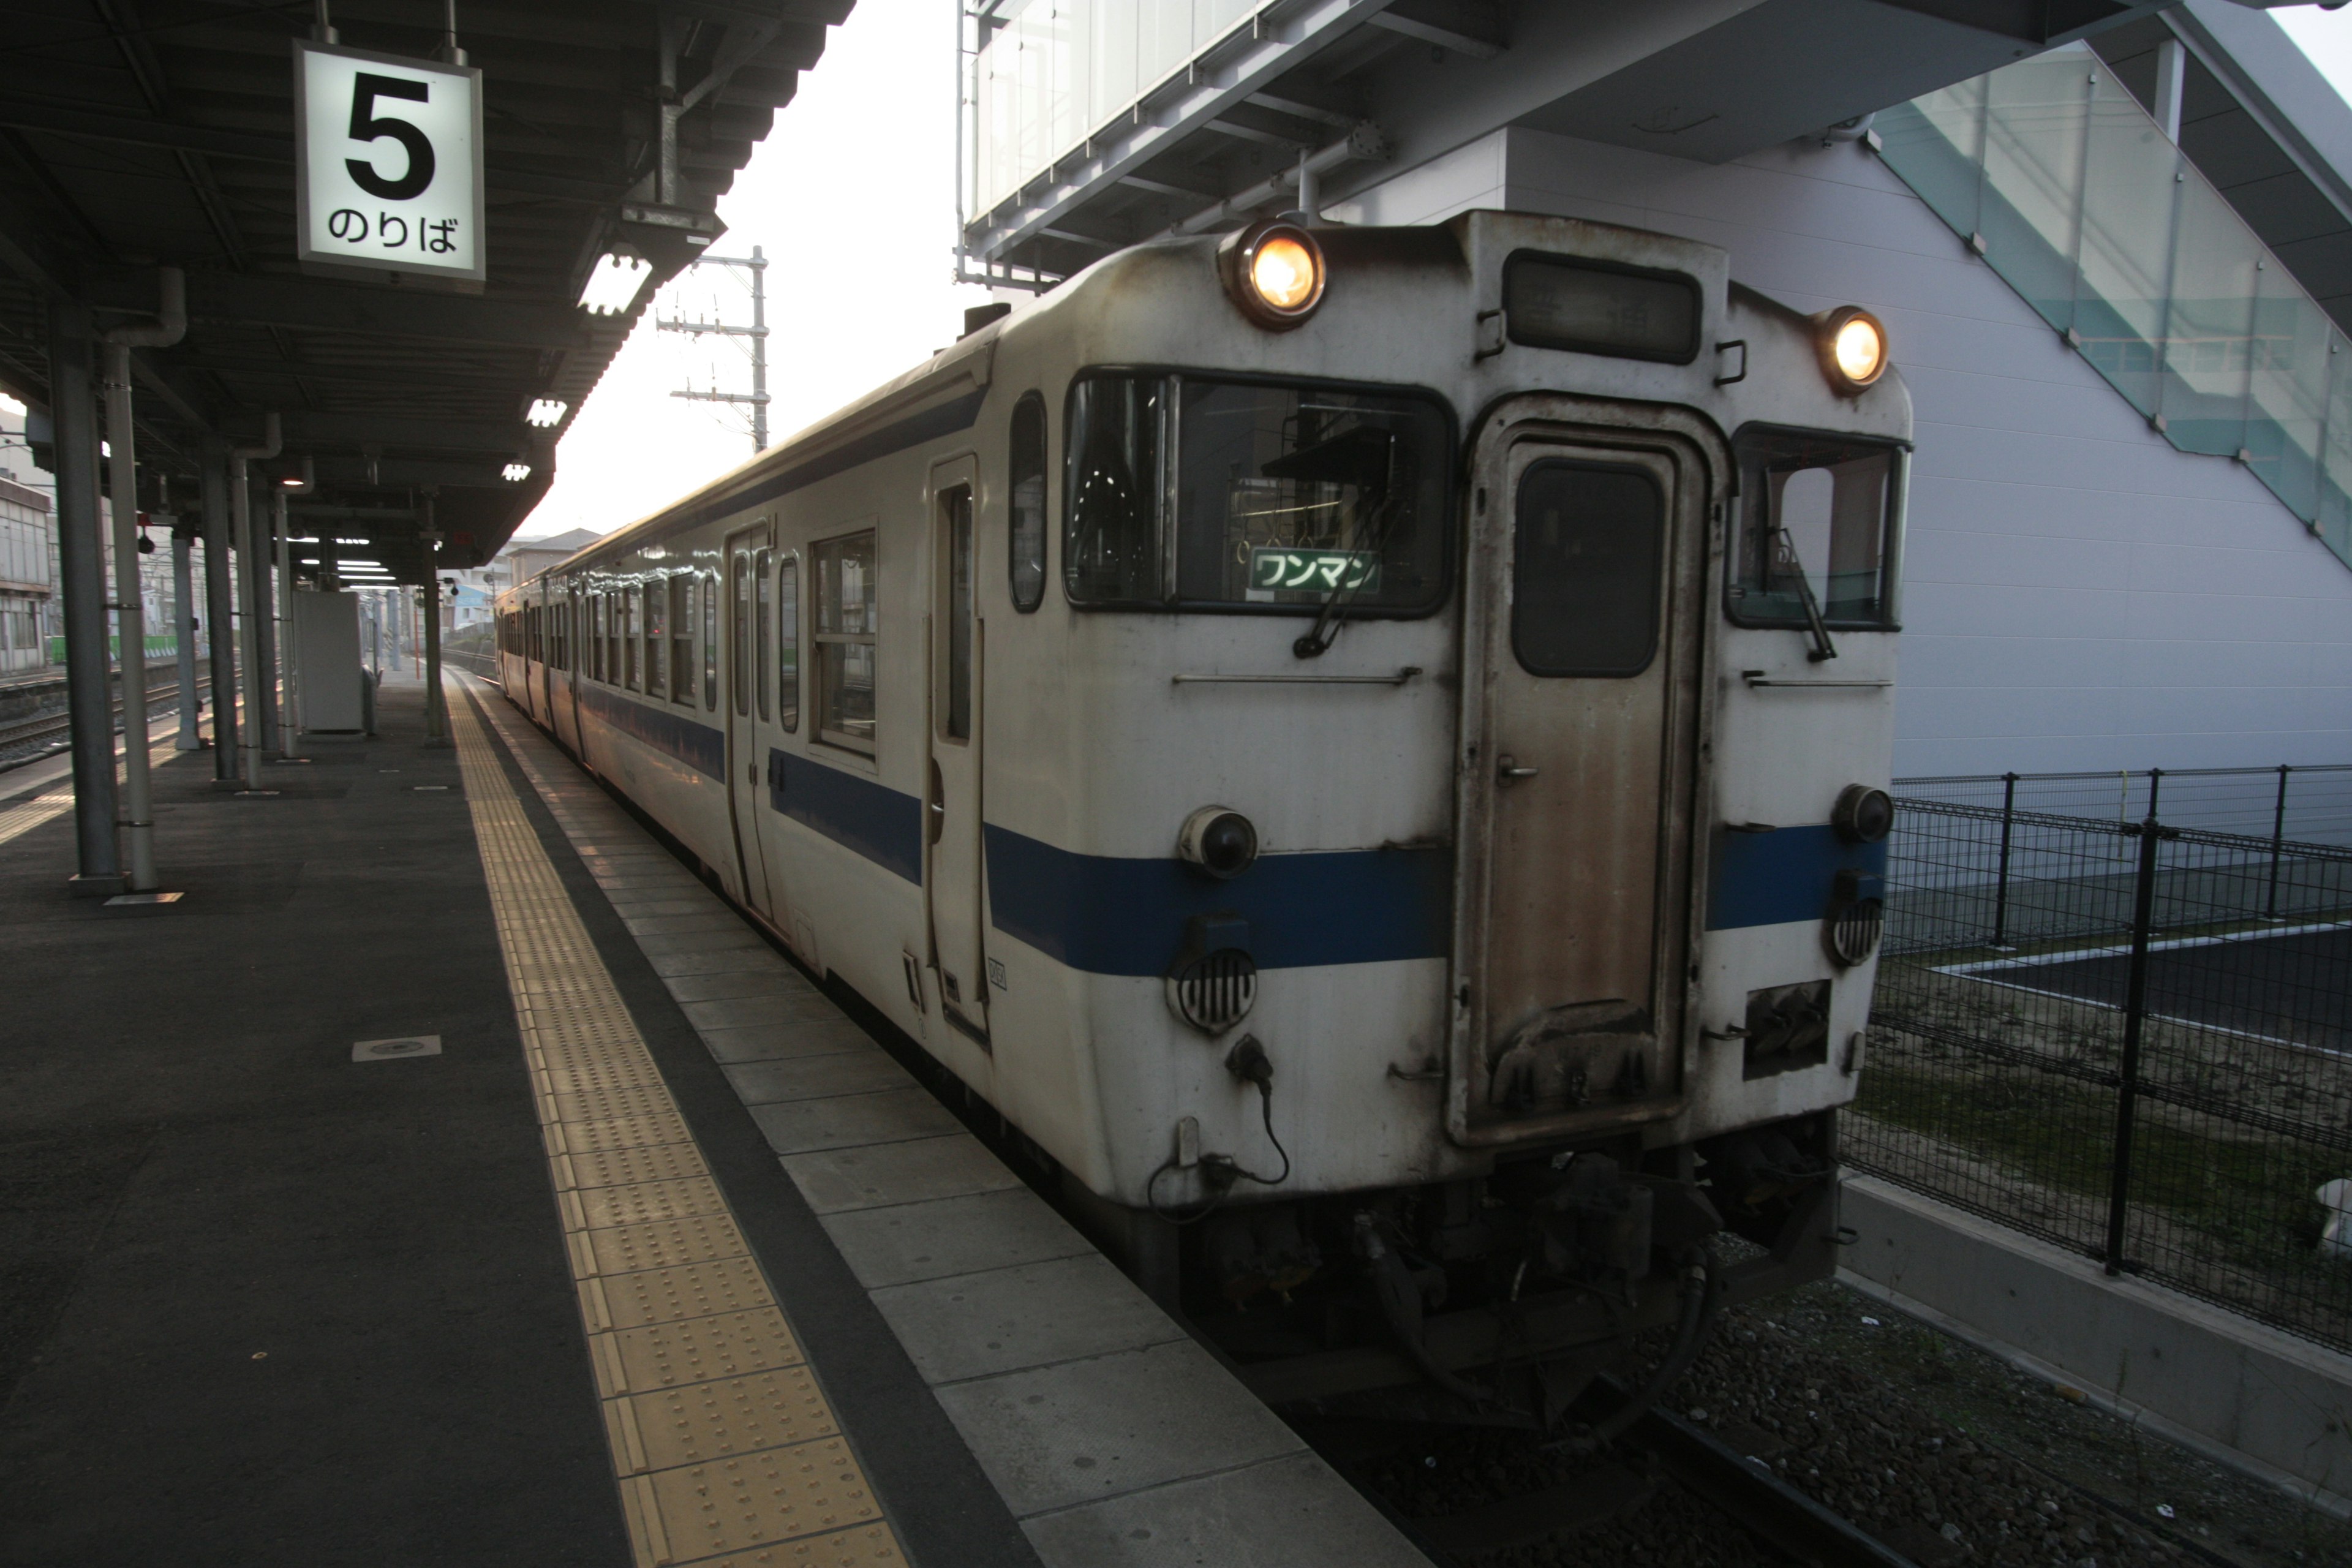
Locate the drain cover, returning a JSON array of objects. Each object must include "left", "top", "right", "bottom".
[{"left": 353, "top": 1035, "right": 442, "bottom": 1061}]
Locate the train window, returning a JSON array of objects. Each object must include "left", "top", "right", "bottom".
[
  {"left": 1009, "top": 393, "right": 1047, "bottom": 612},
  {"left": 755, "top": 548, "right": 772, "bottom": 723},
  {"left": 669, "top": 577, "right": 692, "bottom": 703},
  {"left": 592, "top": 594, "right": 605, "bottom": 682},
  {"left": 813, "top": 530, "right": 877, "bottom": 753},
  {"left": 1063, "top": 375, "right": 1164, "bottom": 603},
  {"left": 624, "top": 586, "right": 639, "bottom": 690},
  {"left": 732, "top": 552, "right": 750, "bottom": 717},
  {"left": 702, "top": 573, "right": 718, "bottom": 709},
  {"left": 1063, "top": 371, "right": 1452, "bottom": 614},
  {"left": 1512, "top": 461, "right": 1663, "bottom": 678},
  {"left": 944, "top": 486, "right": 974, "bottom": 741},
  {"left": 646, "top": 576, "right": 668, "bottom": 696},
  {"left": 777, "top": 553, "right": 800, "bottom": 733},
  {"left": 1729, "top": 428, "right": 1901, "bottom": 630}
]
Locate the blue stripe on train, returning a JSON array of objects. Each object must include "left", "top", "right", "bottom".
[
  {"left": 743, "top": 749, "right": 1874, "bottom": 965},
  {"left": 1707, "top": 824, "right": 1887, "bottom": 931},
  {"left": 768, "top": 750, "right": 924, "bottom": 885},
  {"left": 579, "top": 683, "right": 725, "bottom": 779},
  {"left": 982, "top": 824, "right": 1453, "bottom": 977}
]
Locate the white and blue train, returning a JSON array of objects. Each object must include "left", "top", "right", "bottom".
[{"left": 497, "top": 209, "right": 1909, "bottom": 1423}]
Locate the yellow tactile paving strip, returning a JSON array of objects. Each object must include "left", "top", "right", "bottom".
[{"left": 445, "top": 680, "right": 905, "bottom": 1568}]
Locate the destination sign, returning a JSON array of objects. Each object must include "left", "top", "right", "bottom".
[{"left": 1248, "top": 548, "right": 1383, "bottom": 594}]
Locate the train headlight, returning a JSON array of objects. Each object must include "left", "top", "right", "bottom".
[
  {"left": 1178, "top": 805, "right": 1259, "bottom": 879},
  {"left": 1832, "top": 783, "right": 1894, "bottom": 844},
  {"left": 1217, "top": 221, "right": 1325, "bottom": 330},
  {"left": 1814, "top": 306, "right": 1888, "bottom": 394}
]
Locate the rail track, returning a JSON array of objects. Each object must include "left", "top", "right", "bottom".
[
  {"left": 0, "top": 673, "right": 210, "bottom": 755},
  {"left": 1332, "top": 1382, "right": 1924, "bottom": 1568}
]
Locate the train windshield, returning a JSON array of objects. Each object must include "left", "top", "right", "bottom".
[
  {"left": 1064, "top": 372, "right": 1450, "bottom": 612},
  {"left": 1728, "top": 428, "right": 1902, "bottom": 630}
]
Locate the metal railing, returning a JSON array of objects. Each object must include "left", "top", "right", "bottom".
[
  {"left": 1875, "top": 47, "right": 2352, "bottom": 572},
  {"left": 1849, "top": 793, "right": 2352, "bottom": 1353}
]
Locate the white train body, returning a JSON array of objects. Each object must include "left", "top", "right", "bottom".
[{"left": 499, "top": 210, "right": 1909, "bottom": 1406}]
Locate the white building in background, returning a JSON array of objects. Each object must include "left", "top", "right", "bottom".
[
  {"left": 0, "top": 401, "right": 200, "bottom": 676},
  {"left": 494, "top": 527, "right": 603, "bottom": 593},
  {"left": 962, "top": 1, "right": 2352, "bottom": 778},
  {"left": 0, "top": 473, "right": 50, "bottom": 674}
]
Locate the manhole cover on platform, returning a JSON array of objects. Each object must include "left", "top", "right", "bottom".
[{"left": 352, "top": 1035, "right": 443, "bottom": 1061}]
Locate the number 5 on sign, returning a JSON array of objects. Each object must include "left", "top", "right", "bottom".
[{"left": 293, "top": 39, "right": 484, "bottom": 286}]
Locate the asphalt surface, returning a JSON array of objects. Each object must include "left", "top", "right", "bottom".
[
  {"left": 1964, "top": 925, "right": 2352, "bottom": 1052},
  {"left": 0, "top": 682, "right": 630, "bottom": 1567}
]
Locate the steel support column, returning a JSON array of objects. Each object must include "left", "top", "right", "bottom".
[
  {"left": 48, "top": 300, "right": 121, "bottom": 891},
  {"left": 251, "top": 489, "right": 279, "bottom": 753},
  {"left": 200, "top": 437, "right": 238, "bottom": 778},
  {"left": 101, "top": 343, "right": 157, "bottom": 889},
  {"left": 274, "top": 488, "right": 297, "bottom": 751},
  {"left": 230, "top": 462, "right": 266, "bottom": 790}
]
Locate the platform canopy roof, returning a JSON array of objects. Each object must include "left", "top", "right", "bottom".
[
  {"left": 0, "top": 0, "right": 850, "bottom": 581},
  {"left": 957, "top": 0, "right": 2193, "bottom": 291}
]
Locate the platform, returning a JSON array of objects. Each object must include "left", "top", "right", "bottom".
[{"left": 0, "top": 673, "right": 1428, "bottom": 1567}]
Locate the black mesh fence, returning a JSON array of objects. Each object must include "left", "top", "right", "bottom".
[
  {"left": 1898, "top": 764, "right": 2352, "bottom": 850},
  {"left": 1848, "top": 790, "right": 2352, "bottom": 1354}
]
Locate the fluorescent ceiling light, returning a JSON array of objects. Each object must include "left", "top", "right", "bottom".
[
  {"left": 576, "top": 253, "right": 649, "bottom": 316},
  {"left": 334, "top": 537, "right": 370, "bottom": 545},
  {"left": 527, "top": 399, "right": 568, "bottom": 428},
  {"left": 502, "top": 463, "right": 532, "bottom": 483}
]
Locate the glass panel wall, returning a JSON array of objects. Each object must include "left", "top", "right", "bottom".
[
  {"left": 971, "top": 0, "right": 1275, "bottom": 219},
  {"left": 1877, "top": 45, "right": 2352, "bottom": 575}
]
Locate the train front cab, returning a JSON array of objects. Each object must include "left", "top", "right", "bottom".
[{"left": 1027, "top": 217, "right": 1911, "bottom": 1420}]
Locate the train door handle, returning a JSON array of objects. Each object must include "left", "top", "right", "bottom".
[
  {"left": 1496, "top": 755, "right": 1539, "bottom": 786},
  {"left": 927, "top": 759, "right": 946, "bottom": 845}
]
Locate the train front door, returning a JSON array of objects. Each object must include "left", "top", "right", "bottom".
[
  {"left": 925, "top": 459, "right": 989, "bottom": 1046},
  {"left": 1452, "top": 410, "right": 1709, "bottom": 1145},
  {"left": 725, "top": 522, "right": 777, "bottom": 922}
]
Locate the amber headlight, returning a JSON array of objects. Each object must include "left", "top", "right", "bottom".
[
  {"left": 1814, "top": 305, "right": 1888, "bottom": 395},
  {"left": 1217, "top": 219, "right": 1325, "bottom": 330}
]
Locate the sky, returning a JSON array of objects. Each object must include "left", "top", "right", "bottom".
[{"left": 516, "top": 0, "right": 993, "bottom": 542}]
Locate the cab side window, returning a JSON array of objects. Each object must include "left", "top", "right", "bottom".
[{"left": 1009, "top": 393, "right": 1047, "bottom": 612}]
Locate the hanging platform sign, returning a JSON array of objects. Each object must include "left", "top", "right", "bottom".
[{"left": 293, "top": 39, "right": 485, "bottom": 287}]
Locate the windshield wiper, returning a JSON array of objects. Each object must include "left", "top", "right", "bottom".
[
  {"left": 1770, "top": 521, "right": 1838, "bottom": 663},
  {"left": 1275, "top": 427, "right": 1398, "bottom": 660}
]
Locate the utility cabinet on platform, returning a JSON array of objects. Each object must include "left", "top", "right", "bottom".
[{"left": 292, "top": 590, "right": 365, "bottom": 735}]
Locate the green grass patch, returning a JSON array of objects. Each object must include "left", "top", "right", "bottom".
[{"left": 1855, "top": 1059, "right": 2348, "bottom": 1292}]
